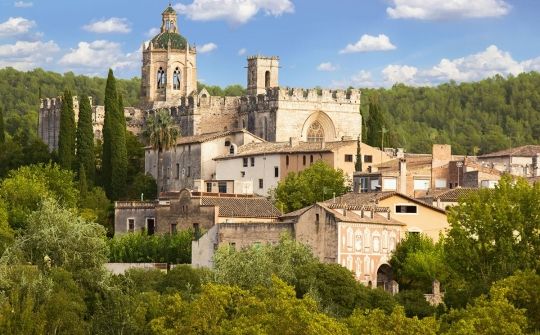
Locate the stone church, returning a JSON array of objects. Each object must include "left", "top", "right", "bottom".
[{"left": 39, "top": 5, "right": 362, "bottom": 173}]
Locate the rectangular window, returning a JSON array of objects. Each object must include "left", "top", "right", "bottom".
[
  {"left": 187, "top": 166, "right": 191, "bottom": 177},
  {"left": 315, "top": 214, "right": 319, "bottom": 223},
  {"left": 259, "top": 179, "right": 264, "bottom": 189},
  {"left": 171, "top": 223, "right": 177, "bottom": 234},
  {"left": 243, "top": 157, "right": 248, "bottom": 167},
  {"left": 206, "top": 182, "right": 212, "bottom": 192},
  {"left": 303, "top": 156, "right": 306, "bottom": 165},
  {"left": 345, "top": 154, "right": 353, "bottom": 162},
  {"left": 435, "top": 179, "right": 447, "bottom": 189},
  {"left": 364, "top": 155, "right": 373, "bottom": 163},
  {"left": 250, "top": 157, "right": 255, "bottom": 167},
  {"left": 176, "top": 163, "right": 180, "bottom": 179},
  {"left": 382, "top": 178, "right": 397, "bottom": 191},
  {"left": 188, "top": 145, "right": 191, "bottom": 153},
  {"left": 310, "top": 155, "right": 314, "bottom": 163},
  {"left": 395, "top": 205, "right": 418, "bottom": 214},
  {"left": 127, "top": 219, "right": 135, "bottom": 233},
  {"left": 286, "top": 156, "right": 290, "bottom": 166},
  {"left": 360, "top": 177, "right": 369, "bottom": 193},
  {"left": 274, "top": 166, "right": 279, "bottom": 178},
  {"left": 413, "top": 179, "right": 430, "bottom": 190},
  {"left": 241, "top": 171, "right": 245, "bottom": 177},
  {"left": 218, "top": 181, "right": 227, "bottom": 193}
]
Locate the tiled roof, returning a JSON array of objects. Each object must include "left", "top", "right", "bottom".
[
  {"left": 419, "top": 188, "right": 478, "bottom": 202},
  {"left": 479, "top": 145, "right": 540, "bottom": 158},
  {"left": 325, "top": 192, "right": 447, "bottom": 214},
  {"left": 374, "top": 156, "right": 433, "bottom": 172},
  {"left": 318, "top": 203, "right": 405, "bottom": 225},
  {"left": 199, "top": 196, "right": 282, "bottom": 218},
  {"left": 214, "top": 140, "right": 358, "bottom": 160},
  {"left": 145, "top": 130, "right": 261, "bottom": 148}
]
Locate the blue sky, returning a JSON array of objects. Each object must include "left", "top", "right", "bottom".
[{"left": 1, "top": 0, "right": 540, "bottom": 88}]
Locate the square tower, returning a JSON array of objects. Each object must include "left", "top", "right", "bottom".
[{"left": 246, "top": 56, "right": 279, "bottom": 96}]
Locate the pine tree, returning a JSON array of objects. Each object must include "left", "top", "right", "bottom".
[
  {"left": 0, "top": 106, "right": 5, "bottom": 144},
  {"left": 58, "top": 90, "right": 76, "bottom": 169},
  {"left": 76, "top": 95, "right": 95, "bottom": 185},
  {"left": 102, "top": 69, "right": 127, "bottom": 200}
]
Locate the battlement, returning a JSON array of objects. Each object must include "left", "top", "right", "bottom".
[
  {"left": 240, "top": 87, "right": 361, "bottom": 105},
  {"left": 40, "top": 96, "right": 92, "bottom": 110},
  {"left": 247, "top": 55, "right": 279, "bottom": 61}
]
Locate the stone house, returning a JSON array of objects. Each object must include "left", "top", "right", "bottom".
[
  {"left": 417, "top": 187, "right": 479, "bottom": 209},
  {"left": 214, "top": 139, "right": 392, "bottom": 196},
  {"left": 114, "top": 189, "right": 282, "bottom": 236},
  {"left": 145, "top": 129, "right": 264, "bottom": 192},
  {"left": 477, "top": 145, "right": 540, "bottom": 177}
]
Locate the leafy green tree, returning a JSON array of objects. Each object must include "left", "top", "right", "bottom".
[
  {"left": 0, "top": 163, "right": 78, "bottom": 229},
  {"left": 390, "top": 233, "right": 448, "bottom": 291},
  {"left": 0, "top": 106, "right": 5, "bottom": 144},
  {"left": 345, "top": 306, "right": 439, "bottom": 335},
  {"left": 445, "top": 176, "right": 540, "bottom": 304},
  {"left": 274, "top": 160, "right": 349, "bottom": 213},
  {"left": 57, "top": 90, "right": 76, "bottom": 170},
  {"left": 0, "top": 199, "right": 14, "bottom": 254},
  {"left": 76, "top": 95, "right": 95, "bottom": 185},
  {"left": 395, "top": 290, "right": 436, "bottom": 318},
  {"left": 78, "top": 186, "right": 111, "bottom": 233},
  {"left": 213, "top": 235, "right": 316, "bottom": 289},
  {"left": 126, "top": 173, "right": 158, "bottom": 200},
  {"left": 143, "top": 109, "right": 180, "bottom": 193}
]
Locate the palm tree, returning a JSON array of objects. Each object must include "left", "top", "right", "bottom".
[{"left": 143, "top": 109, "right": 180, "bottom": 196}]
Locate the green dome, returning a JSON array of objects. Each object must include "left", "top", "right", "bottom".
[
  {"left": 163, "top": 6, "right": 176, "bottom": 14},
  {"left": 152, "top": 32, "right": 187, "bottom": 50}
]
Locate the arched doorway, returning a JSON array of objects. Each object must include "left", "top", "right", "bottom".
[{"left": 376, "top": 264, "right": 393, "bottom": 291}]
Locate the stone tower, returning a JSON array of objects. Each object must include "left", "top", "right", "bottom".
[
  {"left": 141, "top": 4, "right": 197, "bottom": 107},
  {"left": 246, "top": 56, "right": 279, "bottom": 96}
]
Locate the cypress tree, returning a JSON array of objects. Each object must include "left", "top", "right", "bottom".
[
  {"left": 102, "top": 69, "right": 127, "bottom": 200},
  {"left": 111, "top": 92, "right": 128, "bottom": 200},
  {"left": 79, "top": 163, "right": 88, "bottom": 201},
  {"left": 355, "top": 136, "right": 362, "bottom": 172},
  {"left": 0, "top": 106, "right": 5, "bottom": 144},
  {"left": 76, "top": 95, "right": 95, "bottom": 185},
  {"left": 366, "top": 94, "right": 386, "bottom": 149},
  {"left": 58, "top": 90, "right": 76, "bottom": 170}
]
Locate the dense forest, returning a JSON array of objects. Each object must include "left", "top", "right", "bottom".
[
  {"left": 361, "top": 72, "right": 540, "bottom": 154},
  {"left": 1, "top": 67, "right": 540, "bottom": 155}
]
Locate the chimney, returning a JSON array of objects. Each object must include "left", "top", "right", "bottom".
[
  {"left": 399, "top": 158, "right": 407, "bottom": 194},
  {"left": 343, "top": 208, "right": 347, "bottom": 216}
]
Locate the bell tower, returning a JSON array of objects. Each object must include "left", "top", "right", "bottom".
[
  {"left": 246, "top": 56, "right": 279, "bottom": 96},
  {"left": 141, "top": 4, "right": 197, "bottom": 107}
]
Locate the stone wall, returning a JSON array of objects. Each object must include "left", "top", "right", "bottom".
[
  {"left": 294, "top": 205, "right": 339, "bottom": 263},
  {"left": 114, "top": 201, "right": 156, "bottom": 235},
  {"left": 219, "top": 222, "right": 293, "bottom": 250}
]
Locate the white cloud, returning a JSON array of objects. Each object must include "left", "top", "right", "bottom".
[
  {"left": 175, "top": 0, "right": 294, "bottom": 25},
  {"left": 387, "top": 0, "right": 510, "bottom": 20},
  {"left": 317, "top": 62, "right": 337, "bottom": 72},
  {"left": 332, "top": 70, "right": 376, "bottom": 88},
  {"left": 146, "top": 27, "right": 160, "bottom": 37},
  {"left": 83, "top": 18, "right": 131, "bottom": 34},
  {"left": 0, "top": 40, "right": 59, "bottom": 70},
  {"left": 14, "top": 1, "right": 33, "bottom": 8},
  {"left": 197, "top": 42, "right": 217, "bottom": 53},
  {"left": 238, "top": 48, "right": 247, "bottom": 56},
  {"left": 340, "top": 34, "right": 396, "bottom": 54},
  {"left": 381, "top": 45, "right": 536, "bottom": 86},
  {"left": 59, "top": 40, "right": 140, "bottom": 71},
  {"left": 0, "top": 17, "right": 36, "bottom": 38}
]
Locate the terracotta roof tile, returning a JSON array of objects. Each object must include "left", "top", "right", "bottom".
[
  {"left": 479, "top": 145, "right": 540, "bottom": 158},
  {"left": 199, "top": 196, "right": 282, "bottom": 218},
  {"left": 419, "top": 188, "right": 478, "bottom": 202},
  {"left": 325, "top": 191, "right": 447, "bottom": 213}
]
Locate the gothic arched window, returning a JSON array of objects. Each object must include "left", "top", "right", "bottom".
[
  {"left": 307, "top": 121, "right": 324, "bottom": 142},
  {"left": 157, "top": 67, "right": 166, "bottom": 89},
  {"left": 173, "top": 67, "right": 181, "bottom": 90},
  {"left": 265, "top": 71, "right": 271, "bottom": 88}
]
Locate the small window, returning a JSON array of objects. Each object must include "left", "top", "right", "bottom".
[
  {"left": 364, "top": 155, "right": 373, "bottom": 163},
  {"left": 286, "top": 155, "right": 289, "bottom": 166},
  {"left": 171, "top": 223, "right": 177, "bottom": 234},
  {"left": 230, "top": 242, "right": 236, "bottom": 250},
  {"left": 187, "top": 166, "right": 191, "bottom": 177},
  {"left": 176, "top": 163, "right": 180, "bottom": 179},
  {"left": 229, "top": 145, "right": 235, "bottom": 154},
  {"left": 413, "top": 179, "right": 430, "bottom": 190},
  {"left": 315, "top": 214, "right": 319, "bottom": 223},
  {"left": 188, "top": 145, "right": 191, "bottom": 153},
  {"left": 395, "top": 205, "right": 418, "bottom": 214},
  {"left": 193, "top": 223, "right": 200, "bottom": 238},
  {"left": 127, "top": 219, "right": 135, "bottom": 233},
  {"left": 345, "top": 154, "right": 353, "bottom": 162},
  {"left": 241, "top": 171, "right": 245, "bottom": 177},
  {"left": 206, "top": 182, "right": 212, "bottom": 192},
  {"left": 218, "top": 181, "right": 227, "bottom": 193},
  {"left": 310, "top": 155, "right": 314, "bottom": 163},
  {"left": 259, "top": 179, "right": 264, "bottom": 189},
  {"left": 243, "top": 158, "right": 248, "bottom": 167},
  {"left": 225, "top": 140, "right": 231, "bottom": 147},
  {"left": 274, "top": 166, "right": 279, "bottom": 178},
  {"left": 303, "top": 156, "right": 306, "bottom": 165},
  {"left": 250, "top": 157, "right": 255, "bottom": 167},
  {"left": 435, "top": 179, "right": 447, "bottom": 189}
]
